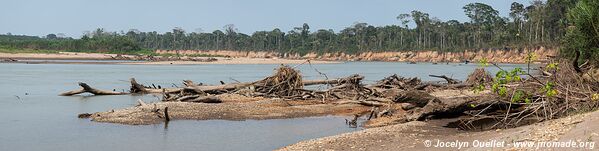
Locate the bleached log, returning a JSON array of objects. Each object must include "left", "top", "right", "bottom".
[
  {"left": 60, "top": 82, "right": 128, "bottom": 96},
  {"left": 429, "top": 74, "right": 460, "bottom": 84},
  {"left": 181, "top": 96, "right": 222, "bottom": 103},
  {"left": 131, "top": 75, "right": 365, "bottom": 94}
]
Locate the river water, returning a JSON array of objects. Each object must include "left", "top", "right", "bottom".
[{"left": 0, "top": 62, "right": 525, "bottom": 151}]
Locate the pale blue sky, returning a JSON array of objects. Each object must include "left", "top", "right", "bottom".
[{"left": 0, "top": 0, "right": 533, "bottom": 37}]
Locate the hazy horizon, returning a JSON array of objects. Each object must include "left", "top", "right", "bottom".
[{"left": 1, "top": 0, "right": 532, "bottom": 38}]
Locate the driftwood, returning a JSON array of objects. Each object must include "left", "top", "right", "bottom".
[
  {"left": 130, "top": 78, "right": 182, "bottom": 93},
  {"left": 465, "top": 68, "right": 493, "bottom": 85},
  {"left": 129, "top": 67, "right": 367, "bottom": 103},
  {"left": 428, "top": 74, "right": 460, "bottom": 84},
  {"left": 60, "top": 68, "right": 364, "bottom": 97},
  {"left": 78, "top": 113, "right": 92, "bottom": 118},
  {"left": 370, "top": 74, "right": 421, "bottom": 89},
  {"left": 130, "top": 74, "right": 364, "bottom": 95},
  {"left": 414, "top": 82, "right": 472, "bottom": 90},
  {"left": 67, "top": 60, "right": 599, "bottom": 132},
  {"left": 393, "top": 90, "right": 438, "bottom": 107},
  {"left": 335, "top": 100, "right": 386, "bottom": 106},
  {"left": 403, "top": 96, "right": 501, "bottom": 121},
  {"left": 303, "top": 74, "right": 364, "bottom": 85},
  {"left": 418, "top": 60, "right": 598, "bottom": 130},
  {"left": 3, "top": 58, "right": 18, "bottom": 62},
  {"left": 182, "top": 96, "right": 222, "bottom": 103},
  {"left": 137, "top": 99, "right": 148, "bottom": 106},
  {"left": 60, "top": 82, "right": 128, "bottom": 96}
]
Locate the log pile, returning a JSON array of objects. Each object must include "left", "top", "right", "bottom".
[
  {"left": 61, "top": 65, "right": 374, "bottom": 101},
  {"left": 445, "top": 60, "right": 599, "bottom": 130},
  {"left": 61, "top": 65, "right": 486, "bottom": 125},
  {"left": 465, "top": 68, "right": 493, "bottom": 85},
  {"left": 370, "top": 74, "right": 421, "bottom": 90},
  {"left": 364, "top": 61, "right": 597, "bottom": 130},
  {"left": 62, "top": 61, "right": 599, "bottom": 131}
]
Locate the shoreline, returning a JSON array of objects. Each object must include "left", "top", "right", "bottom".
[
  {"left": 54, "top": 58, "right": 596, "bottom": 150},
  {"left": 157, "top": 47, "right": 557, "bottom": 64},
  {"left": 0, "top": 52, "right": 543, "bottom": 65},
  {"left": 0, "top": 52, "right": 340, "bottom": 65},
  {"left": 279, "top": 109, "right": 598, "bottom": 150}
]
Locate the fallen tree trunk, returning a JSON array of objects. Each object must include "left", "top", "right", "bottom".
[
  {"left": 130, "top": 78, "right": 183, "bottom": 93},
  {"left": 429, "top": 74, "right": 460, "bottom": 84},
  {"left": 369, "top": 74, "right": 422, "bottom": 89},
  {"left": 335, "top": 100, "right": 386, "bottom": 106},
  {"left": 186, "top": 82, "right": 255, "bottom": 93},
  {"left": 414, "top": 82, "right": 472, "bottom": 90},
  {"left": 130, "top": 75, "right": 365, "bottom": 94},
  {"left": 393, "top": 90, "right": 439, "bottom": 107},
  {"left": 302, "top": 74, "right": 364, "bottom": 85},
  {"left": 181, "top": 96, "right": 222, "bottom": 103},
  {"left": 189, "top": 75, "right": 364, "bottom": 93},
  {"left": 137, "top": 99, "right": 148, "bottom": 106},
  {"left": 60, "top": 82, "right": 129, "bottom": 96},
  {"left": 403, "top": 95, "right": 502, "bottom": 121}
]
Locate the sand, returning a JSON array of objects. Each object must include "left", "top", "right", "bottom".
[
  {"left": 0, "top": 52, "right": 117, "bottom": 60},
  {"left": 87, "top": 94, "right": 370, "bottom": 125},
  {"left": 121, "top": 57, "right": 338, "bottom": 65},
  {"left": 279, "top": 109, "right": 599, "bottom": 151},
  {"left": 0, "top": 52, "right": 339, "bottom": 65}
]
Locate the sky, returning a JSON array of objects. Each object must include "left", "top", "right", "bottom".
[{"left": 0, "top": 0, "right": 533, "bottom": 38}]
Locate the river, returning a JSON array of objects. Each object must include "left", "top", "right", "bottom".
[{"left": 0, "top": 62, "right": 525, "bottom": 151}]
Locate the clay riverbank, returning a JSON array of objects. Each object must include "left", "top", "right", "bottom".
[
  {"left": 1, "top": 47, "right": 556, "bottom": 64},
  {"left": 156, "top": 47, "right": 557, "bottom": 64}
]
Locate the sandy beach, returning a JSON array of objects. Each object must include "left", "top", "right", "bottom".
[
  {"left": 122, "top": 57, "right": 337, "bottom": 65},
  {"left": 279, "top": 110, "right": 599, "bottom": 151},
  {"left": 0, "top": 52, "right": 339, "bottom": 65},
  {"left": 0, "top": 52, "right": 117, "bottom": 60}
]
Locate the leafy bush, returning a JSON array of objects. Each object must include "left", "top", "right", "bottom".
[{"left": 562, "top": 0, "right": 599, "bottom": 64}]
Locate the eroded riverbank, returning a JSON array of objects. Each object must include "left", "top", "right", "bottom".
[
  {"left": 156, "top": 47, "right": 557, "bottom": 63},
  {"left": 2, "top": 47, "right": 557, "bottom": 65}
]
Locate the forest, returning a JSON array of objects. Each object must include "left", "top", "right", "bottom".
[{"left": 0, "top": 0, "right": 596, "bottom": 63}]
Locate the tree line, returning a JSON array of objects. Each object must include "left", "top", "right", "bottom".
[
  {"left": 0, "top": 31, "right": 140, "bottom": 53},
  {"left": 0, "top": 0, "right": 593, "bottom": 58}
]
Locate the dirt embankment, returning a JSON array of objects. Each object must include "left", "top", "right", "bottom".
[{"left": 156, "top": 47, "right": 557, "bottom": 63}]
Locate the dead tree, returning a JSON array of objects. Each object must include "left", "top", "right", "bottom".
[
  {"left": 60, "top": 82, "right": 128, "bottom": 96},
  {"left": 130, "top": 74, "right": 364, "bottom": 95},
  {"left": 428, "top": 74, "right": 460, "bottom": 84}
]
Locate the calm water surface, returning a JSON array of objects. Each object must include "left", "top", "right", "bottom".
[{"left": 0, "top": 62, "right": 524, "bottom": 151}]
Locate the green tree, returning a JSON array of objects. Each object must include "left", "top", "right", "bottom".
[{"left": 563, "top": 0, "right": 599, "bottom": 64}]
